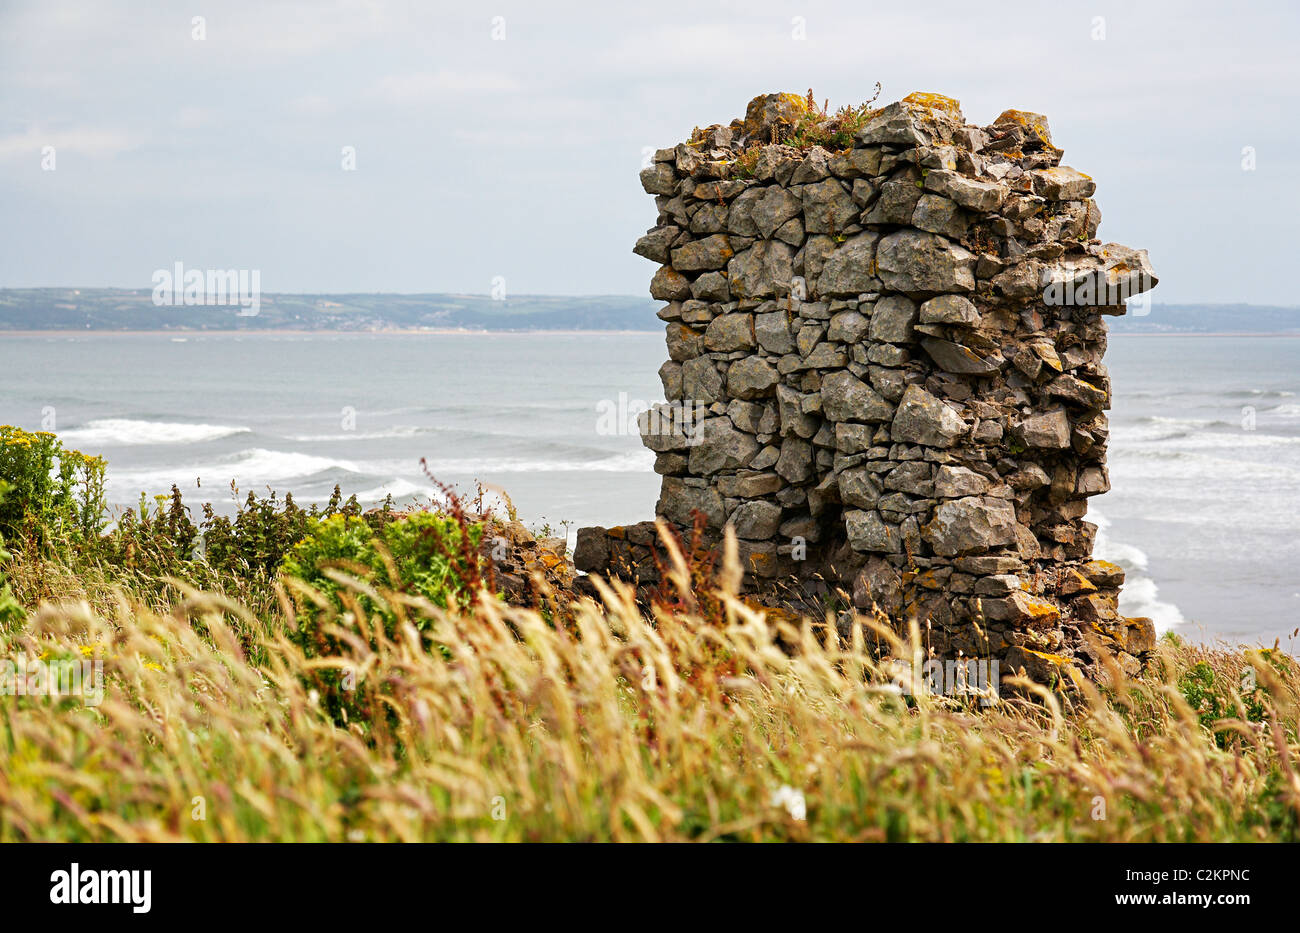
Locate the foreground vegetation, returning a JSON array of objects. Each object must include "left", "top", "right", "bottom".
[{"left": 0, "top": 426, "right": 1297, "bottom": 842}]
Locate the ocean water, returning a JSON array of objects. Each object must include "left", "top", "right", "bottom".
[
  {"left": 0, "top": 331, "right": 1296, "bottom": 647},
  {"left": 1099, "top": 336, "right": 1300, "bottom": 646}
]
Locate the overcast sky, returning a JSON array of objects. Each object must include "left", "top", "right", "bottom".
[{"left": 0, "top": 0, "right": 1296, "bottom": 304}]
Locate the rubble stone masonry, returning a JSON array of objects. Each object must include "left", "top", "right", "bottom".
[{"left": 575, "top": 91, "right": 1160, "bottom": 684}]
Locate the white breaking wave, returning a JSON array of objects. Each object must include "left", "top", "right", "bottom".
[
  {"left": 1094, "top": 537, "right": 1151, "bottom": 571},
  {"left": 286, "top": 426, "right": 428, "bottom": 442},
  {"left": 1110, "top": 449, "right": 1300, "bottom": 486},
  {"left": 62, "top": 418, "right": 250, "bottom": 446},
  {"left": 109, "top": 448, "right": 363, "bottom": 491},
  {"left": 1113, "top": 425, "right": 1300, "bottom": 451},
  {"left": 1093, "top": 509, "right": 1181, "bottom": 633},
  {"left": 416, "top": 451, "right": 656, "bottom": 474},
  {"left": 1118, "top": 577, "right": 1186, "bottom": 635},
  {"left": 353, "top": 481, "right": 514, "bottom": 516},
  {"left": 106, "top": 447, "right": 655, "bottom": 496},
  {"left": 353, "top": 479, "right": 437, "bottom": 502}
]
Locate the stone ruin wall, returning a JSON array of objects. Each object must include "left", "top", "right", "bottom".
[{"left": 575, "top": 91, "right": 1160, "bottom": 682}]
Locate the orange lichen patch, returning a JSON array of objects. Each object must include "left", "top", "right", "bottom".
[
  {"left": 740, "top": 597, "right": 802, "bottom": 625},
  {"left": 1019, "top": 594, "right": 1061, "bottom": 627},
  {"left": 1021, "top": 649, "right": 1086, "bottom": 688},
  {"left": 534, "top": 550, "right": 569, "bottom": 574},
  {"left": 742, "top": 92, "right": 808, "bottom": 139},
  {"left": 1024, "top": 648, "right": 1073, "bottom": 665},
  {"left": 1029, "top": 341, "right": 1062, "bottom": 370},
  {"left": 606, "top": 526, "right": 627, "bottom": 540},
  {"left": 993, "top": 109, "right": 1061, "bottom": 153},
  {"left": 1058, "top": 569, "right": 1097, "bottom": 597},
  {"left": 902, "top": 91, "right": 963, "bottom": 120},
  {"left": 743, "top": 551, "right": 777, "bottom": 576},
  {"left": 1079, "top": 560, "right": 1124, "bottom": 588},
  {"left": 1123, "top": 616, "right": 1157, "bottom": 653},
  {"left": 911, "top": 569, "right": 947, "bottom": 590},
  {"left": 993, "top": 109, "right": 1033, "bottom": 127}
]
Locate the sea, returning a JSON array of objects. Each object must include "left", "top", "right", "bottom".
[{"left": 0, "top": 331, "right": 1296, "bottom": 648}]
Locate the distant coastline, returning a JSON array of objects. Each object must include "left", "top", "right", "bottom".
[
  {"left": 3, "top": 288, "right": 1300, "bottom": 336},
  {"left": 4, "top": 329, "right": 1298, "bottom": 339},
  {"left": 0, "top": 328, "right": 664, "bottom": 337},
  {"left": 1108, "top": 331, "right": 1300, "bottom": 338}
]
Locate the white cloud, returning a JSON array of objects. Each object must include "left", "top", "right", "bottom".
[{"left": 0, "top": 125, "right": 140, "bottom": 160}]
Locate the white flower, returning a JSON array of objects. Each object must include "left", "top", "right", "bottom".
[{"left": 769, "top": 785, "right": 806, "bottom": 820}]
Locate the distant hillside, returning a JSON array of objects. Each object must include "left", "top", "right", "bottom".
[
  {"left": 0, "top": 289, "right": 1296, "bottom": 334},
  {"left": 1106, "top": 303, "right": 1300, "bottom": 334},
  {"left": 0, "top": 289, "right": 662, "bottom": 332}
]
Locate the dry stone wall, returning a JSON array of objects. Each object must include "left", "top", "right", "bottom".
[{"left": 575, "top": 91, "right": 1160, "bottom": 682}]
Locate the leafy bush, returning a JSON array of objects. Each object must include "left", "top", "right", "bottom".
[
  {"left": 0, "top": 482, "right": 26, "bottom": 630},
  {"left": 0, "top": 425, "right": 106, "bottom": 544},
  {"left": 104, "top": 483, "right": 370, "bottom": 579},
  {"left": 279, "top": 510, "right": 488, "bottom": 726},
  {"left": 201, "top": 485, "right": 365, "bottom": 579},
  {"left": 1178, "top": 655, "right": 1275, "bottom": 748}
]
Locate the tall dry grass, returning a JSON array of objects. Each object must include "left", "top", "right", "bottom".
[{"left": 1, "top": 527, "right": 1297, "bottom": 842}]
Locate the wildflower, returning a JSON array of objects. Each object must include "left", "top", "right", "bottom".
[{"left": 770, "top": 785, "right": 807, "bottom": 820}]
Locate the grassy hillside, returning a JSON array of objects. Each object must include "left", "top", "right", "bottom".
[{"left": 0, "top": 427, "right": 1297, "bottom": 842}]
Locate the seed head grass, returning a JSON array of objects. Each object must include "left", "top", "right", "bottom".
[{"left": 1, "top": 525, "right": 1296, "bottom": 842}]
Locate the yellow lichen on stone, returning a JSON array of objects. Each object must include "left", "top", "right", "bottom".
[
  {"left": 1123, "top": 616, "right": 1157, "bottom": 653},
  {"left": 1021, "top": 594, "right": 1061, "bottom": 625},
  {"left": 919, "top": 570, "right": 945, "bottom": 590},
  {"left": 1059, "top": 569, "right": 1098, "bottom": 596},
  {"left": 741, "top": 597, "right": 802, "bottom": 626},
  {"left": 1040, "top": 165, "right": 1092, "bottom": 183},
  {"left": 742, "top": 92, "right": 808, "bottom": 140},
  {"left": 993, "top": 109, "right": 1060, "bottom": 152},
  {"left": 903, "top": 92, "right": 962, "bottom": 120},
  {"left": 1022, "top": 649, "right": 1086, "bottom": 688},
  {"left": 994, "top": 109, "right": 1034, "bottom": 130},
  {"left": 1024, "top": 648, "right": 1073, "bottom": 665},
  {"left": 745, "top": 551, "right": 776, "bottom": 575}
]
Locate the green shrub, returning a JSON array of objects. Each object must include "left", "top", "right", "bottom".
[
  {"left": 99, "top": 484, "right": 368, "bottom": 591},
  {"left": 0, "top": 425, "right": 106, "bottom": 544},
  {"left": 278, "top": 510, "right": 488, "bottom": 727},
  {"left": 1178, "top": 657, "right": 1272, "bottom": 748},
  {"left": 0, "top": 482, "right": 26, "bottom": 630},
  {"left": 199, "top": 485, "right": 366, "bottom": 579}
]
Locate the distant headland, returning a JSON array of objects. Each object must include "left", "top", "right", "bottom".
[{"left": 0, "top": 287, "right": 1296, "bottom": 335}]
